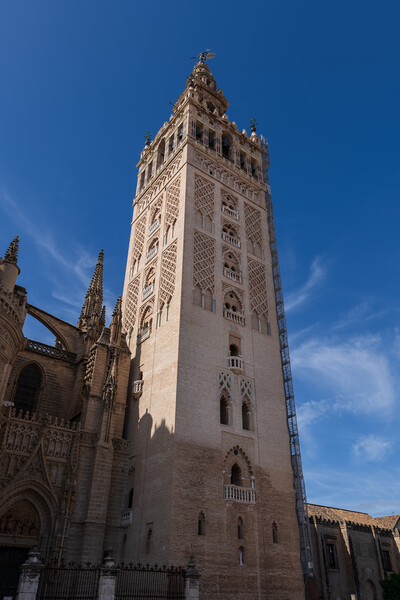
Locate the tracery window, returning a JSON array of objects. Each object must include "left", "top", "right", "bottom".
[{"left": 13, "top": 364, "right": 42, "bottom": 413}]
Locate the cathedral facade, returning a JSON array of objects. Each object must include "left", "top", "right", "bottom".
[{"left": 1, "top": 59, "right": 398, "bottom": 600}]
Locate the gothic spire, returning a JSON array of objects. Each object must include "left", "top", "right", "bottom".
[
  {"left": 110, "top": 296, "right": 122, "bottom": 346},
  {"left": 78, "top": 249, "right": 104, "bottom": 335},
  {"left": 3, "top": 236, "right": 19, "bottom": 264}
]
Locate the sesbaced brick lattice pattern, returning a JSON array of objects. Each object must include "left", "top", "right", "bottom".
[
  {"left": 166, "top": 175, "right": 181, "bottom": 226},
  {"left": 248, "top": 259, "right": 268, "bottom": 317},
  {"left": 131, "top": 215, "right": 146, "bottom": 262},
  {"left": 244, "top": 204, "right": 262, "bottom": 246},
  {"left": 194, "top": 174, "right": 215, "bottom": 219},
  {"left": 124, "top": 275, "right": 140, "bottom": 333},
  {"left": 159, "top": 240, "right": 177, "bottom": 305},
  {"left": 193, "top": 231, "right": 215, "bottom": 292}
]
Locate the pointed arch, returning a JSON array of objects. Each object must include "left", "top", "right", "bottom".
[{"left": 13, "top": 362, "right": 44, "bottom": 413}]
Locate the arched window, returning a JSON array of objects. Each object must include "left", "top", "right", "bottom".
[
  {"left": 230, "top": 344, "right": 239, "bottom": 357},
  {"left": 238, "top": 517, "right": 244, "bottom": 540},
  {"left": 220, "top": 394, "right": 230, "bottom": 425},
  {"left": 242, "top": 401, "right": 251, "bottom": 431},
  {"left": 145, "top": 268, "right": 156, "bottom": 288},
  {"left": 156, "top": 140, "right": 165, "bottom": 169},
  {"left": 13, "top": 364, "right": 42, "bottom": 413},
  {"left": 198, "top": 512, "right": 206, "bottom": 536},
  {"left": 239, "top": 546, "right": 245, "bottom": 565},
  {"left": 222, "top": 223, "right": 239, "bottom": 245},
  {"left": 145, "top": 527, "right": 152, "bottom": 554},
  {"left": 193, "top": 285, "right": 202, "bottom": 307},
  {"left": 272, "top": 522, "right": 278, "bottom": 544},
  {"left": 222, "top": 133, "right": 233, "bottom": 161},
  {"left": 231, "top": 463, "right": 242, "bottom": 487}
]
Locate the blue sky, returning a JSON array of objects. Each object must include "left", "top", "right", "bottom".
[{"left": 1, "top": 1, "right": 399, "bottom": 517}]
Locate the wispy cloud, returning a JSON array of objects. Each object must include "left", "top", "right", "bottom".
[
  {"left": 1, "top": 191, "right": 116, "bottom": 325},
  {"left": 292, "top": 334, "right": 396, "bottom": 417},
  {"left": 285, "top": 256, "right": 326, "bottom": 313},
  {"left": 352, "top": 435, "right": 392, "bottom": 462}
]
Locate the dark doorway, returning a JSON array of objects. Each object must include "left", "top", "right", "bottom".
[{"left": 0, "top": 546, "right": 30, "bottom": 600}]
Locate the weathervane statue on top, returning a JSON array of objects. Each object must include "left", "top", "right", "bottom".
[{"left": 190, "top": 49, "right": 216, "bottom": 63}]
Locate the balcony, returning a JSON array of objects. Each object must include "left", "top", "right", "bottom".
[
  {"left": 132, "top": 380, "right": 143, "bottom": 399},
  {"left": 148, "top": 219, "right": 160, "bottom": 236},
  {"left": 142, "top": 283, "right": 154, "bottom": 301},
  {"left": 223, "top": 308, "right": 245, "bottom": 326},
  {"left": 223, "top": 485, "right": 256, "bottom": 504},
  {"left": 121, "top": 509, "right": 133, "bottom": 527},
  {"left": 222, "top": 232, "right": 241, "bottom": 247},
  {"left": 137, "top": 327, "right": 151, "bottom": 344},
  {"left": 145, "top": 245, "right": 158, "bottom": 263},
  {"left": 228, "top": 356, "right": 243, "bottom": 373},
  {"left": 223, "top": 268, "right": 242, "bottom": 283},
  {"left": 221, "top": 205, "right": 239, "bottom": 220}
]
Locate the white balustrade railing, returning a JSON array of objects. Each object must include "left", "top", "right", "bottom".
[
  {"left": 223, "top": 485, "right": 256, "bottom": 503},
  {"left": 223, "top": 308, "right": 245, "bottom": 325},
  {"left": 222, "top": 232, "right": 241, "bottom": 247},
  {"left": 221, "top": 205, "right": 239, "bottom": 220},
  {"left": 223, "top": 268, "right": 242, "bottom": 283},
  {"left": 137, "top": 327, "right": 150, "bottom": 344},
  {"left": 121, "top": 509, "right": 133, "bottom": 526},
  {"left": 142, "top": 283, "right": 154, "bottom": 301},
  {"left": 148, "top": 219, "right": 160, "bottom": 236},
  {"left": 132, "top": 380, "right": 143, "bottom": 397},
  {"left": 228, "top": 356, "right": 243, "bottom": 372},
  {"left": 145, "top": 246, "right": 158, "bottom": 263}
]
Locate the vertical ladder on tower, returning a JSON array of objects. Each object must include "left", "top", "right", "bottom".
[{"left": 261, "top": 136, "right": 315, "bottom": 582}]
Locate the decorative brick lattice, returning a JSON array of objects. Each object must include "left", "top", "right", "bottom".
[
  {"left": 166, "top": 175, "right": 181, "bottom": 226},
  {"left": 131, "top": 215, "right": 146, "bottom": 262},
  {"left": 240, "top": 379, "right": 254, "bottom": 402},
  {"left": 124, "top": 275, "right": 140, "bottom": 333},
  {"left": 244, "top": 204, "right": 262, "bottom": 246},
  {"left": 159, "top": 240, "right": 177, "bottom": 304},
  {"left": 219, "top": 371, "right": 233, "bottom": 403},
  {"left": 195, "top": 174, "right": 215, "bottom": 219},
  {"left": 193, "top": 231, "right": 215, "bottom": 292},
  {"left": 248, "top": 259, "right": 268, "bottom": 317}
]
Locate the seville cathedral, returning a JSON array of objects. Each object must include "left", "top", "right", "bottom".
[{"left": 0, "top": 57, "right": 399, "bottom": 600}]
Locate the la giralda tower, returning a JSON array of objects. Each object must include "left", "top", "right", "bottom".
[{"left": 121, "top": 55, "right": 309, "bottom": 600}]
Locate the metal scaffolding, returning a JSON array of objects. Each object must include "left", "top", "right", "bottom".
[{"left": 261, "top": 136, "right": 315, "bottom": 580}]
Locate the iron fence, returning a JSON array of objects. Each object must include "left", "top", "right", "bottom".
[
  {"left": 115, "top": 563, "right": 185, "bottom": 600},
  {"left": 37, "top": 563, "right": 100, "bottom": 600}
]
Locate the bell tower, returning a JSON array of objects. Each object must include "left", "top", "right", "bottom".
[{"left": 121, "top": 56, "right": 305, "bottom": 599}]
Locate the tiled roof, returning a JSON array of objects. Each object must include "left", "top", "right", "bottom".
[
  {"left": 308, "top": 504, "right": 398, "bottom": 530},
  {"left": 374, "top": 515, "right": 400, "bottom": 529},
  {"left": 308, "top": 504, "right": 374, "bottom": 526}
]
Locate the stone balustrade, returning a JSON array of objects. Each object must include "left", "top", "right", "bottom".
[
  {"left": 25, "top": 340, "right": 76, "bottom": 363},
  {"left": 142, "top": 283, "right": 154, "bottom": 301},
  {"left": 223, "top": 268, "right": 242, "bottom": 283},
  {"left": 223, "top": 308, "right": 245, "bottom": 326},
  {"left": 148, "top": 219, "right": 160, "bottom": 236},
  {"left": 145, "top": 246, "right": 158, "bottom": 263},
  {"left": 221, "top": 233, "right": 240, "bottom": 247},
  {"left": 221, "top": 205, "right": 239, "bottom": 220},
  {"left": 227, "top": 356, "right": 243, "bottom": 373},
  {"left": 223, "top": 484, "right": 256, "bottom": 503}
]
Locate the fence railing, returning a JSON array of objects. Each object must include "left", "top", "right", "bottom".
[
  {"left": 37, "top": 564, "right": 100, "bottom": 600},
  {"left": 15, "top": 551, "right": 199, "bottom": 600},
  {"left": 116, "top": 564, "right": 185, "bottom": 600}
]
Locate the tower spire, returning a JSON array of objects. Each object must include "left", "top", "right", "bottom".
[
  {"left": 78, "top": 249, "right": 104, "bottom": 337},
  {"left": 3, "top": 236, "right": 19, "bottom": 265},
  {"left": 110, "top": 296, "right": 122, "bottom": 346}
]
